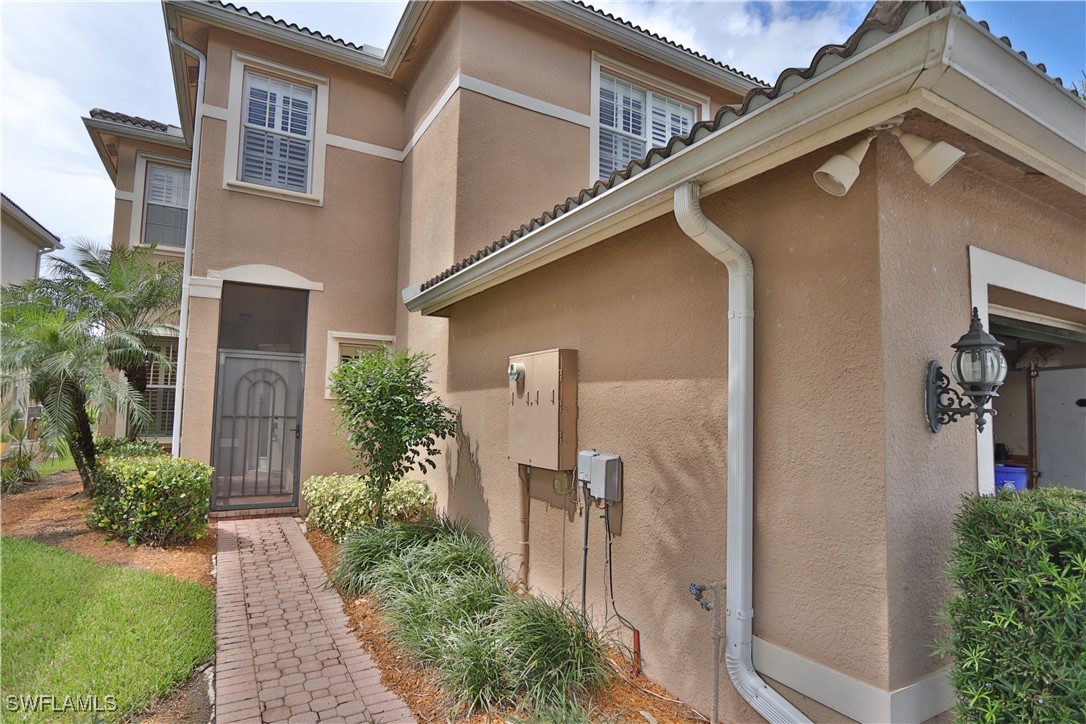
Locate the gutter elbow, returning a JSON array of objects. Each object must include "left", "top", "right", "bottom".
[{"left": 673, "top": 183, "right": 752, "bottom": 272}]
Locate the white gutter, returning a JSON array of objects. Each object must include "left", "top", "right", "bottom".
[
  {"left": 403, "top": 6, "right": 1085, "bottom": 316},
  {"left": 167, "top": 32, "right": 206, "bottom": 457},
  {"left": 673, "top": 182, "right": 809, "bottom": 724}
]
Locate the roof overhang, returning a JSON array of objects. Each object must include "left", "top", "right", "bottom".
[
  {"left": 1, "top": 196, "right": 62, "bottom": 251},
  {"left": 404, "top": 6, "right": 1085, "bottom": 316},
  {"left": 516, "top": 0, "right": 764, "bottom": 96},
  {"left": 162, "top": 0, "right": 432, "bottom": 141},
  {"left": 82, "top": 116, "right": 190, "bottom": 183}
]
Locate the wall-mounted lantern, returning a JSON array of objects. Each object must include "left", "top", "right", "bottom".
[{"left": 926, "top": 307, "right": 1008, "bottom": 433}]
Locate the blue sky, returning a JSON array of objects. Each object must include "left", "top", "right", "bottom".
[{"left": 1, "top": 0, "right": 1082, "bottom": 254}]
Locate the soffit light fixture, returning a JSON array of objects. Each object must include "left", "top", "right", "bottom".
[
  {"left": 925, "top": 307, "right": 1009, "bottom": 433},
  {"left": 813, "top": 116, "right": 965, "bottom": 196}
]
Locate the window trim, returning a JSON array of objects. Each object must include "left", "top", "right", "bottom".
[
  {"left": 590, "top": 52, "right": 710, "bottom": 184},
  {"left": 223, "top": 52, "right": 329, "bottom": 206},
  {"left": 128, "top": 152, "right": 190, "bottom": 255},
  {"left": 324, "top": 331, "right": 395, "bottom": 399}
]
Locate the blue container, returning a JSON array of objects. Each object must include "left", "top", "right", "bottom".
[{"left": 994, "top": 464, "right": 1028, "bottom": 492}]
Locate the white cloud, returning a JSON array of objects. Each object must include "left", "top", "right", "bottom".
[{"left": 589, "top": 1, "right": 869, "bottom": 84}]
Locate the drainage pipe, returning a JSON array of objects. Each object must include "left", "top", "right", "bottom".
[
  {"left": 673, "top": 183, "right": 809, "bottom": 724},
  {"left": 518, "top": 464, "right": 531, "bottom": 586},
  {"left": 580, "top": 482, "right": 590, "bottom": 616},
  {"left": 167, "top": 32, "right": 206, "bottom": 457}
]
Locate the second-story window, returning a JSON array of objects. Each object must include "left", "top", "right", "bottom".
[
  {"left": 598, "top": 72, "right": 697, "bottom": 179},
  {"left": 241, "top": 71, "right": 315, "bottom": 193},
  {"left": 143, "top": 163, "right": 189, "bottom": 248}
]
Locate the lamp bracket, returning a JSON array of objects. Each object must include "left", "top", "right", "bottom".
[
  {"left": 925, "top": 361, "right": 996, "bottom": 433},
  {"left": 870, "top": 115, "right": 905, "bottom": 132}
]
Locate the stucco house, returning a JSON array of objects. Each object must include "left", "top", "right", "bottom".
[
  {"left": 85, "top": 1, "right": 1084, "bottom": 721},
  {"left": 1, "top": 193, "right": 62, "bottom": 287}
]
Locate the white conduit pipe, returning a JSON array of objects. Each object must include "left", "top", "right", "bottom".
[
  {"left": 674, "top": 183, "right": 809, "bottom": 724},
  {"left": 167, "top": 32, "right": 207, "bottom": 457}
]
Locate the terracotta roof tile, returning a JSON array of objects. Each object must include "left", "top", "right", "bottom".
[
  {"left": 205, "top": 0, "right": 377, "bottom": 54},
  {"left": 572, "top": 1, "right": 768, "bottom": 87},
  {"left": 418, "top": 0, "right": 1074, "bottom": 293},
  {"left": 88, "top": 108, "right": 173, "bottom": 133}
]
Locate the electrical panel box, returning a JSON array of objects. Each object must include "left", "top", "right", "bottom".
[
  {"left": 589, "top": 454, "right": 622, "bottom": 502},
  {"left": 508, "top": 349, "right": 577, "bottom": 470},
  {"left": 576, "top": 450, "right": 622, "bottom": 503}
]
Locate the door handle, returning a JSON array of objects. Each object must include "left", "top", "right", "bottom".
[{"left": 290, "top": 426, "right": 301, "bottom": 439}]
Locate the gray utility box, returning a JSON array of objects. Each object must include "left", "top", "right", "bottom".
[{"left": 577, "top": 450, "right": 622, "bottom": 503}]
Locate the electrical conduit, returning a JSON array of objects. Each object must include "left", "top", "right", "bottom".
[
  {"left": 673, "top": 183, "right": 809, "bottom": 724},
  {"left": 167, "top": 32, "right": 206, "bottom": 457}
]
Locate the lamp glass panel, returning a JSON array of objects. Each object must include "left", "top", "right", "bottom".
[{"left": 951, "top": 347, "right": 1007, "bottom": 387}]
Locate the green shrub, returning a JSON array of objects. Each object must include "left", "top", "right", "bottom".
[
  {"left": 496, "top": 593, "right": 611, "bottom": 708},
  {"left": 94, "top": 436, "right": 166, "bottom": 459},
  {"left": 303, "top": 474, "right": 435, "bottom": 541},
  {"left": 332, "top": 517, "right": 454, "bottom": 595},
  {"left": 937, "top": 488, "right": 1086, "bottom": 722},
  {"left": 331, "top": 517, "right": 610, "bottom": 715},
  {"left": 88, "top": 456, "right": 212, "bottom": 546}
]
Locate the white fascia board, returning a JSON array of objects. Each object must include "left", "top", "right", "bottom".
[
  {"left": 519, "top": 0, "right": 763, "bottom": 97},
  {"left": 927, "top": 12, "right": 1086, "bottom": 192},
  {"left": 0, "top": 198, "right": 61, "bottom": 251},
  {"left": 403, "top": 9, "right": 947, "bottom": 315},
  {"left": 162, "top": 0, "right": 429, "bottom": 78},
  {"left": 82, "top": 118, "right": 120, "bottom": 184}
]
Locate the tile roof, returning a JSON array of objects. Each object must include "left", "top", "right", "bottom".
[
  {"left": 1, "top": 193, "right": 62, "bottom": 247},
  {"left": 419, "top": 0, "right": 1072, "bottom": 293},
  {"left": 88, "top": 108, "right": 174, "bottom": 133},
  {"left": 203, "top": 0, "right": 380, "bottom": 55},
  {"left": 572, "top": 1, "right": 767, "bottom": 87}
]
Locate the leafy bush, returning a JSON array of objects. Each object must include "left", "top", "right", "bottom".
[
  {"left": 937, "top": 488, "right": 1086, "bottom": 722},
  {"left": 95, "top": 436, "right": 166, "bottom": 459},
  {"left": 329, "top": 346, "right": 456, "bottom": 527},
  {"left": 303, "top": 474, "right": 435, "bottom": 541},
  {"left": 88, "top": 456, "right": 212, "bottom": 546},
  {"left": 1, "top": 446, "right": 40, "bottom": 493}
]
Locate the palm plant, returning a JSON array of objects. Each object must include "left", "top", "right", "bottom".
[
  {"left": 1, "top": 241, "right": 179, "bottom": 492},
  {"left": 46, "top": 241, "right": 181, "bottom": 436}
]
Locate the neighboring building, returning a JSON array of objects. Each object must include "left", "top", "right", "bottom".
[
  {"left": 1, "top": 193, "right": 62, "bottom": 286},
  {"left": 86, "top": 1, "right": 1085, "bottom": 721}
]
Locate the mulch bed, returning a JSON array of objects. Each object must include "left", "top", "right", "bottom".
[
  {"left": 305, "top": 528, "right": 709, "bottom": 723},
  {"left": 0, "top": 471, "right": 216, "bottom": 589},
  {"left": 1, "top": 471, "right": 216, "bottom": 722}
]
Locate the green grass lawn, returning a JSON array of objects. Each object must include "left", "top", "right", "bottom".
[
  {"left": 0, "top": 537, "right": 215, "bottom": 721},
  {"left": 34, "top": 451, "right": 75, "bottom": 478}
]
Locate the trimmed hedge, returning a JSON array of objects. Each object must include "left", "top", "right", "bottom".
[
  {"left": 95, "top": 436, "right": 166, "bottom": 459},
  {"left": 939, "top": 487, "right": 1086, "bottom": 722},
  {"left": 302, "top": 474, "right": 435, "bottom": 541},
  {"left": 88, "top": 456, "right": 212, "bottom": 546}
]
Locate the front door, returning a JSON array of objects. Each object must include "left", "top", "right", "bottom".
[
  {"left": 212, "top": 351, "right": 304, "bottom": 510},
  {"left": 210, "top": 282, "right": 309, "bottom": 511}
]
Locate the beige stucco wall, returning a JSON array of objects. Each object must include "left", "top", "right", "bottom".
[
  {"left": 177, "top": 29, "right": 404, "bottom": 485},
  {"left": 875, "top": 138, "right": 1086, "bottom": 688},
  {"left": 431, "top": 150, "right": 890, "bottom": 718}
]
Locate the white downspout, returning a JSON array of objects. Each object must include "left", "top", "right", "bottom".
[
  {"left": 167, "top": 32, "right": 206, "bottom": 457},
  {"left": 674, "top": 183, "right": 809, "bottom": 724}
]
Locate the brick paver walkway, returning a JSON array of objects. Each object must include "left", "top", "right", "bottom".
[{"left": 215, "top": 517, "right": 415, "bottom": 723}]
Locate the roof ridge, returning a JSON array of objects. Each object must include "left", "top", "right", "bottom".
[
  {"left": 570, "top": 1, "right": 768, "bottom": 87},
  {"left": 89, "top": 108, "right": 175, "bottom": 132},
  {"left": 419, "top": 0, "right": 1076, "bottom": 294}
]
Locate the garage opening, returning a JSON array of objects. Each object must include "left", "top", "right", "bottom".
[{"left": 990, "top": 309, "right": 1086, "bottom": 492}]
